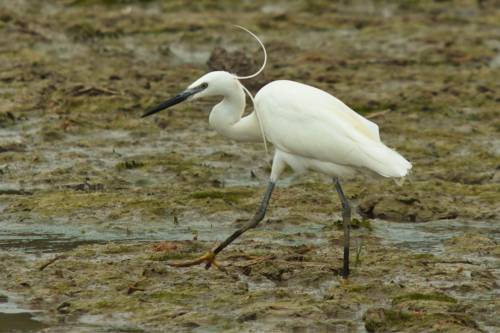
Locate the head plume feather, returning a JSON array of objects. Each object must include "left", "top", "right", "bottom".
[
  {"left": 232, "top": 25, "right": 267, "bottom": 80},
  {"left": 231, "top": 25, "right": 269, "bottom": 153}
]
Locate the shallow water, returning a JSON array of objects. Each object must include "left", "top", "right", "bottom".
[
  {"left": 0, "top": 290, "right": 47, "bottom": 333},
  {"left": 1, "top": 217, "right": 498, "bottom": 331},
  {"left": 374, "top": 219, "right": 500, "bottom": 255},
  {"left": 1, "top": 218, "right": 498, "bottom": 333},
  {"left": 0, "top": 313, "right": 47, "bottom": 333}
]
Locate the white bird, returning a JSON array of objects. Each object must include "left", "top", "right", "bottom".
[{"left": 142, "top": 27, "right": 412, "bottom": 278}]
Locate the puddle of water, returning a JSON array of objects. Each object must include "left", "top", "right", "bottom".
[
  {"left": 0, "top": 313, "right": 47, "bottom": 333},
  {"left": 0, "top": 290, "right": 48, "bottom": 333},
  {"left": 0, "top": 220, "right": 326, "bottom": 256},
  {"left": 0, "top": 231, "right": 106, "bottom": 254},
  {"left": 373, "top": 219, "right": 499, "bottom": 254},
  {"left": 0, "top": 222, "right": 123, "bottom": 254}
]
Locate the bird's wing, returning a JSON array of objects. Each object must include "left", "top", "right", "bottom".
[{"left": 256, "top": 81, "right": 411, "bottom": 177}]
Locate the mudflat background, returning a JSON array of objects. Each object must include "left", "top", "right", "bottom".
[{"left": 0, "top": 1, "right": 499, "bottom": 332}]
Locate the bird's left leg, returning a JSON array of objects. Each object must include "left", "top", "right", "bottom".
[
  {"left": 168, "top": 153, "right": 286, "bottom": 271},
  {"left": 168, "top": 181, "right": 275, "bottom": 270},
  {"left": 334, "top": 177, "right": 351, "bottom": 279}
]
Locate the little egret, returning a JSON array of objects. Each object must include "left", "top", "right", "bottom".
[{"left": 142, "top": 27, "right": 411, "bottom": 278}]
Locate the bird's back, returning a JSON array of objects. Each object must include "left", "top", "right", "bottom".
[{"left": 254, "top": 80, "right": 411, "bottom": 178}]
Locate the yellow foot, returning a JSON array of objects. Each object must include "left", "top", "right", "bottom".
[{"left": 167, "top": 251, "right": 226, "bottom": 273}]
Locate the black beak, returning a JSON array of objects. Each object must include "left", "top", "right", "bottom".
[{"left": 142, "top": 85, "right": 206, "bottom": 118}]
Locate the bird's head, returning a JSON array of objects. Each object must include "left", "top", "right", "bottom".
[
  {"left": 141, "top": 26, "right": 267, "bottom": 119},
  {"left": 141, "top": 71, "right": 239, "bottom": 118},
  {"left": 188, "top": 71, "right": 241, "bottom": 99}
]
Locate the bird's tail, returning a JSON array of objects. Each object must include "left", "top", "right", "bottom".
[{"left": 358, "top": 142, "right": 412, "bottom": 178}]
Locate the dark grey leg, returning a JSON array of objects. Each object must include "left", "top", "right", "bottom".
[
  {"left": 334, "top": 178, "right": 350, "bottom": 278},
  {"left": 205, "top": 181, "right": 275, "bottom": 269}
]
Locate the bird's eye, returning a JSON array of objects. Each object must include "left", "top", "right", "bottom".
[{"left": 200, "top": 82, "right": 208, "bottom": 89}]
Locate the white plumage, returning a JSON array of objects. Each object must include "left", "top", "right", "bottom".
[
  {"left": 186, "top": 72, "right": 412, "bottom": 183},
  {"left": 254, "top": 80, "right": 412, "bottom": 181}
]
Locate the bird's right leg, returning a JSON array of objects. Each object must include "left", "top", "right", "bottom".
[{"left": 334, "top": 177, "right": 351, "bottom": 279}]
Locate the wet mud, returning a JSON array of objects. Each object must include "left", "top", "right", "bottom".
[{"left": 0, "top": 1, "right": 499, "bottom": 332}]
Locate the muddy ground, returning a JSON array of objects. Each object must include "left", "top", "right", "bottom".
[{"left": 0, "top": 0, "right": 499, "bottom": 332}]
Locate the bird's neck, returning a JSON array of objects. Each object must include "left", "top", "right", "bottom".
[{"left": 209, "top": 84, "right": 262, "bottom": 142}]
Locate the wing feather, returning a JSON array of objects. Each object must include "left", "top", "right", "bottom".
[{"left": 255, "top": 80, "right": 411, "bottom": 177}]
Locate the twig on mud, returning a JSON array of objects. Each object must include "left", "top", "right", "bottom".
[
  {"left": 366, "top": 109, "right": 391, "bottom": 119},
  {"left": 270, "top": 259, "right": 332, "bottom": 270},
  {"left": 69, "top": 85, "right": 120, "bottom": 97},
  {"left": 422, "top": 260, "right": 478, "bottom": 265},
  {"left": 127, "top": 279, "right": 146, "bottom": 295},
  {"left": 232, "top": 255, "right": 276, "bottom": 268},
  {"left": 355, "top": 240, "right": 364, "bottom": 265},
  {"left": 39, "top": 255, "right": 67, "bottom": 271},
  {"left": 168, "top": 257, "right": 229, "bottom": 274},
  {"left": 225, "top": 254, "right": 269, "bottom": 261}
]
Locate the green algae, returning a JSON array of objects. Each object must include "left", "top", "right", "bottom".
[
  {"left": 115, "top": 160, "right": 145, "bottom": 170},
  {"left": 392, "top": 292, "right": 457, "bottom": 305},
  {"left": 363, "top": 309, "right": 412, "bottom": 333},
  {"left": 333, "top": 218, "right": 373, "bottom": 231},
  {"left": 9, "top": 190, "right": 178, "bottom": 222},
  {"left": 190, "top": 188, "right": 254, "bottom": 204}
]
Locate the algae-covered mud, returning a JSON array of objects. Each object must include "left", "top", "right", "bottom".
[{"left": 0, "top": 0, "right": 499, "bottom": 332}]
